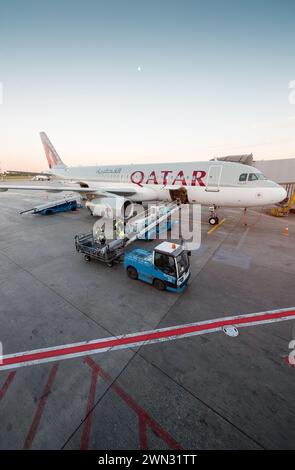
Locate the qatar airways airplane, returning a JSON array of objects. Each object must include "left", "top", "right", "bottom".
[{"left": 0, "top": 132, "right": 287, "bottom": 225}]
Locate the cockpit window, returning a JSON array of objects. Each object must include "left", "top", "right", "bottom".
[
  {"left": 249, "top": 173, "right": 258, "bottom": 181},
  {"left": 256, "top": 173, "right": 267, "bottom": 180},
  {"left": 239, "top": 172, "right": 267, "bottom": 182},
  {"left": 239, "top": 173, "right": 247, "bottom": 182}
]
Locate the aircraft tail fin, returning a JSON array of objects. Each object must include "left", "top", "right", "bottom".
[{"left": 40, "top": 132, "right": 67, "bottom": 169}]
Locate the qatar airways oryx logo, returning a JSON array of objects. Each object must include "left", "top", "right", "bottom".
[{"left": 130, "top": 169, "right": 206, "bottom": 187}]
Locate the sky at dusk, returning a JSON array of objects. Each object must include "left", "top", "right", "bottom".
[{"left": 0, "top": 0, "right": 295, "bottom": 171}]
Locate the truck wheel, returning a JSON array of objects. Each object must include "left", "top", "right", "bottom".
[
  {"left": 127, "top": 266, "right": 138, "bottom": 280},
  {"left": 153, "top": 278, "right": 166, "bottom": 291},
  {"left": 84, "top": 255, "right": 91, "bottom": 262}
]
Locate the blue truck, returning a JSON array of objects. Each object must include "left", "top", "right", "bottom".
[{"left": 124, "top": 241, "right": 191, "bottom": 292}]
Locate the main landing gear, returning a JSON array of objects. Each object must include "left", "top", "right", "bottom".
[{"left": 208, "top": 205, "right": 219, "bottom": 225}]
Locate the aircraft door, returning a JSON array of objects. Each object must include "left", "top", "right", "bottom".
[{"left": 206, "top": 165, "right": 222, "bottom": 192}]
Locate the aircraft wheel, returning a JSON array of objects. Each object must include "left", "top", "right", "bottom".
[
  {"left": 127, "top": 266, "right": 138, "bottom": 280},
  {"left": 153, "top": 278, "right": 166, "bottom": 291},
  {"left": 209, "top": 216, "right": 219, "bottom": 226},
  {"left": 84, "top": 255, "right": 91, "bottom": 262}
]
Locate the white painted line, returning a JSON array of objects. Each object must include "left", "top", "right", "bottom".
[{"left": 0, "top": 307, "right": 295, "bottom": 371}]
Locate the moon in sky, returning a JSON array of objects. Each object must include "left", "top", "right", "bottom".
[{"left": 137, "top": 66, "right": 142, "bottom": 72}]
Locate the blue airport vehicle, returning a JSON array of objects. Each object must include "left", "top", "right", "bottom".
[
  {"left": 75, "top": 201, "right": 189, "bottom": 293},
  {"left": 140, "top": 219, "right": 175, "bottom": 240},
  {"left": 124, "top": 241, "right": 191, "bottom": 292},
  {"left": 20, "top": 198, "right": 81, "bottom": 215}
]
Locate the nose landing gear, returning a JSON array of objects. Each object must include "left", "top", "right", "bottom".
[
  {"left": 208, "top": 205, "right": 219, "bottom": 225},
  {"left": 243, "top": 207, "right": 248, "bottom": 226}
]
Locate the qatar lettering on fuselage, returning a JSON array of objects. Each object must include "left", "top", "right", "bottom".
[{"left": 130, "top": 170, "right": 207, "bottom": 187}]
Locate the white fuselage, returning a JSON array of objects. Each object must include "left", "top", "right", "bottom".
[{"left": 49, "top": 160, "right": 286, "bottom": 208}]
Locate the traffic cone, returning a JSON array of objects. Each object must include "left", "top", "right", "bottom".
[{"left": 284, "top": 226, "right": 289, "bottom": 236}]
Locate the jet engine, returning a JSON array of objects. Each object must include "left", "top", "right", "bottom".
[{"left": 85, "top": 197, "right": 134, "bottom": 219}]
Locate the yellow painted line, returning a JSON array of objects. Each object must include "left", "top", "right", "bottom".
[{"left": 207, "top": 218, "right": 226, "bottom": 235}]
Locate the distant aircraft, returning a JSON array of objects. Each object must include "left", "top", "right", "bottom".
[
  {"left": 31, "top": 175, "right": 51, "bottom": 181},
  {"left": 0, "top": 132, "right": 287, "bottom": 225}
]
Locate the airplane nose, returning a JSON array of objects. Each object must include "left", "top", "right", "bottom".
[{"left": 277, "top": 186, "right": 287, "bottom": 204}]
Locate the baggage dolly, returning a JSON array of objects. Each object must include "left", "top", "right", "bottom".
[{"left": 75, "top": 233, "right": 125, "bottom": 267}]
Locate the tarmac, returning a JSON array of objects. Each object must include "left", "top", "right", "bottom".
[{"left": 0, "top": 183, "right": 295, "bottom": 449}]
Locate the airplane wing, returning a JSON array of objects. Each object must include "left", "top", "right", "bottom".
[
  {"left": 0, "top": 182, "right": 179, "bottom": 198},
  {"left": 5, "top": 171, "right": 52, "bottom": 177},
  {"left": 0, "top": 183, "right": 139, "bottom": 197}
]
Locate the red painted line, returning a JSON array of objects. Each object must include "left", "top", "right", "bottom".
[
  {"left": 85, "top": 357, "right": 182, "bottom": 450},
  {"left": 0, "top": 372, "right": 16, "bottom": 401},
  {"left": 139, "top": 415, "right": 148, "bottom": 450},
  {"left": 1, "top": 308, "right": 295, "bottom": 370},
  {"left": 23, "top": 363, "right": 59, "bottom": 449},
  {"left": 80, "top": 366, "right": 99, "bottom": 450},
  {"left": 284, "top": 356, "right": 295, "bottom": 368}
]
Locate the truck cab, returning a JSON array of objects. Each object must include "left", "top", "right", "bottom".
[{"left": 124, "top": 241, "right": 190, "bottom": 292}]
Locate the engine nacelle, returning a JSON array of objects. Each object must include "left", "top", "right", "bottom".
[{"left": 85, "top": 197, "right": 134, "bottom": 219}]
